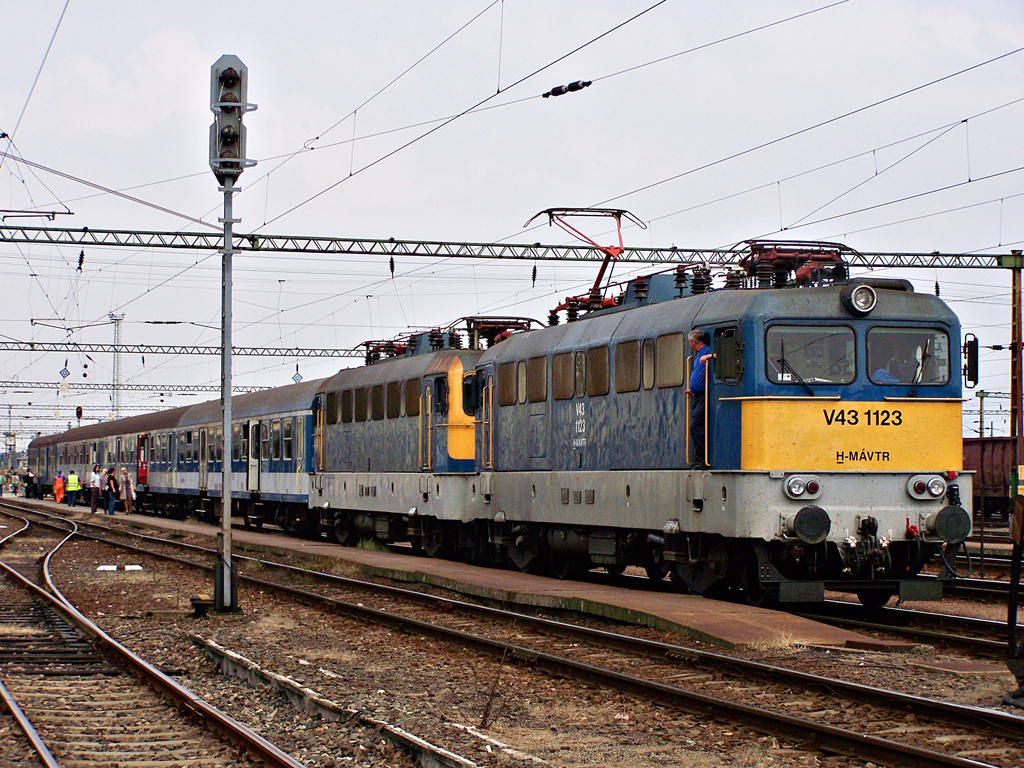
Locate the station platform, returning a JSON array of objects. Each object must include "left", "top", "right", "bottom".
[{"left": 10, "top": 496, "right": 914, "bottom": 651}]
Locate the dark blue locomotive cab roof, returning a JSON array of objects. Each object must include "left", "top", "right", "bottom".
[{"left": 176, "top": 377, "right": 330, "bottom": 427}]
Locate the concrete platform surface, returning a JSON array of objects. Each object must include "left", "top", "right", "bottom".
[{"left": 10, "top": 496, "right": 913, "bottom": 650}]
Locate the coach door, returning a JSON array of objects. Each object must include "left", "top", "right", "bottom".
[
  {"left": 137, "top": 435, "right": 148, "bottom": 485},
  {"left": 247, "top": 420, "right": 260, "bottom": 492},
  {"left": 198, "top": 430, "right": 209, "bottom": 490}
]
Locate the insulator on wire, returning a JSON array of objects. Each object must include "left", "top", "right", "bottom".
[
  {"left": 390, "top": 257, "right": 395, "bottom": 277},
  {"left": 77, "top": 250, "right": 84, "bottom": 272},
  {"left": 542, "top": 80, "right": 592, "bottom": 98},
  {"left": 532, "top": 265, "right": 537, "bottom": 287}
]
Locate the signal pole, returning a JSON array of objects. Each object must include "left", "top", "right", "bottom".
[{"left": 209, "top": 55, "right": 256, "bottom": 613}]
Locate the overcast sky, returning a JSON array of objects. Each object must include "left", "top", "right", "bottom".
[{"left": 1, "top": 0, "right": 1022, "bottom": 443}]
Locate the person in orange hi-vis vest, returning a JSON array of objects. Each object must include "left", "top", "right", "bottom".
[{"left": 53, "top": 470, "right": 65, "bottom": 504}]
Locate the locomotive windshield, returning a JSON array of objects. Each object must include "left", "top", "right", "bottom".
[
  {"left": 867, "top": 327, "right": 950, "bottom": 385},
  {"left": 765, "top": 326, "right": 855, "bottom": 384}
]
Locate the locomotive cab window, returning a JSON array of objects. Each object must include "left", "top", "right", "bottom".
[
  {"left": 713, "top": 327, "right": 742, "bottom": 384},
  {"left": 867, "top": 327, "right": 949, "bottom": 385},
  {"left": 462, "top": 371, "right": 480, "bottom": 415},
  {"left": 435, "top": 376, "right": 449, "bottom": 414},
  {"left": 765, "top": 325, "right": 855, "bottom": 385},
  {"left": 498, "top": 362, "right": 517, "bottom": 406}
]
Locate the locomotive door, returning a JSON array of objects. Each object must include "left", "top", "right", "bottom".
[
  {"left": 477, "top": 366, "right": 495, "bottom": 470},
  {"left": 419, "top": 383, "right": 432, "bottom": 471},
  {"left": 198, "top": 430, "right": 208, "bottom": 490},
  {"left": 247, "top": 420, "right": 260, "bottom": 492}
]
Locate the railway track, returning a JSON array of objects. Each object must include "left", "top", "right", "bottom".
[
  {"left": 0, "top": 508, "right": 309, "bottom": 768},
  {"left": 11, "top": 501, "right": 1024, "bottom": 768}
]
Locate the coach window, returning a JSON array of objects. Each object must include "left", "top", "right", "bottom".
[
  {"left": 498, "top": 362, "right": 517, "bottom": 406},
  {"left": 586, "top": 346, "right": 610, "bottom": 396},
  {"left": 386, "top": 381, "right": 402, "bottom": 418},
  {"left": 283, "top": 419, "right": 293, "bottom": 460},
  {"left": 261, "top": 422, "right": 271, "bottom": 460},
  {"left": 527, "top": 356, "right": 547, "bottom": 402},
  {"left": 232, "top": 424, "right": 242, "bottom": 462},
  {"left": 642, "top": 338, "right": 656, "bottom": 389},
  {"left": 326, "top": 392, "right": 338, "bottom": 425},
  {"left": 552, "top": 352, "right": 573, "bottom": 400},
  {"left": 272, "top": 420, "right": 282, "bottom": 460},
  {"left": 656, "top": 333, "right": 686, "bottom": 388},
  {"left": 354, "top": 388, "right": 368, "bottom": 423},
  {"left": 372, "top": 384, "right": 385, "bottom": 420},
  {"left": 406, "top": 378, "right": 421, "bottom": 417},
  {"left": 766, "top": 325, "right": 855, "bottom": 385},
  {"left": 615, "top": 340, "right": 641, "bottom": 393},
  {"left": 295, "top": 418, "right": 304, "bottom": 462},
  {"left": 867, "top": 327, "right": 949, "bottom": 386},
  {"left": 341, "top": 390, "right": 353, "bottom": 423},
  {"left": 216, "top": 428, "right": 224, "bottom": 463},
  {"left": 241, "top": 427, "right": 249, "bottom": 462},
  {"left": 177, "top": 433, "right": 185, "bottom": 463},
  {"left": 516, "top": 361, "right": 528, "bottom": 404}
]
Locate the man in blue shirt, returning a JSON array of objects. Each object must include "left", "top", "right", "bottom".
[{"left": 686, "top": 329, "right": 714, "bottom": 469}]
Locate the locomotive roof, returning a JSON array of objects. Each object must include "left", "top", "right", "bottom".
[
  {"left": 320, "top": 348, "right": 482, "bottom": 392},
  {"left": 478, "top": 280, "right": 957, "bottom": 363}
]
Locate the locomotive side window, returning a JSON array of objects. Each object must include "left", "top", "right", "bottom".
[
  {"left": 765, "top": 325, "right": 855, "bottom": 384},
  {"left": 642, "top": 339, "right": 656, "bottom": 390},
  {"left": 386, "top": 381, "right": 402, "bottom": 418},
  {"left": 615, "top": 340, "right": 641, "bottom": 393},
  {"left": 552, "top": 353, "right": 574, "bottom": 400},
  {"left": 574, "top": 351, "right": 586, "bottom": 397},
  {"left": 656, "top": 333, "right": 686, "bottom": 388},
  {"left": 498, "top": 362, "right": 517, "bottom": 406},
  {"left": 326, "top": 392, "right": 338, "bottom": 425},
  {"left": 516, "top": 361, "right": 528, "bottom": 404},
  {"left": 372, "top": 384, "right": 385, "bottom": 420},
  {"left": 713, "top": 327, "right": 742, "bottom": 384},
  {"left": 405, "top": 378, "right": 421, "bottom": 417},
  {"left": 341, "top": 390, "right": 353, "bottom": 423},
  {"left": 867, "top": 327, "right": 949, "bottom": 385},
  {"left": 586, "top": 346, "right": 610, "bottom": 396},
  {"left": 354, "top": 388, "right": 368, "bottom": 422},
  {"left": 527, "top": 356, "right": 547, "bottom": 403}
]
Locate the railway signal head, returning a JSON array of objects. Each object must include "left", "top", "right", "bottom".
[{"left": 209, "top": 55, "right": 257, "bottom": 184}]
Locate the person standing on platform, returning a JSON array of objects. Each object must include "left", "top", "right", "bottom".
[
  {"left": 685, "top": 329, "right": 715, "bottom": 470},
  {"left": 89, "top": 465, "right": 102, "bottom": 514},
  {"left": 106, "top": 467, "right": 119, "bottom": 515},
  {"left": 120, "top": 468, "right": 135, "bottom": 515},
  {"left": 66, "top": 470, "right": 81, "bottom": 508},
  {"left": 25, "top": 470, "right": 36, "bottom": 499},
  {"left": 53, "top": 470, "right": 65, "bottom": 504}
]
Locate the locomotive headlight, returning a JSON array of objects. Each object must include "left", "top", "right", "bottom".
[
  {"left": 926, "top": 477, "right": 946, "bottom": 498},
  {"left": 786, "top": 477, "right": 806, "bottom": 496},
  {"left": 840, "top": 282, "right": 877, "bottom": 317}
]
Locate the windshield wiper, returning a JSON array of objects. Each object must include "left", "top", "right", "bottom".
[
  {"left": 778, "top": 340, "right": 815, "bottom": 396},
  {"left": 907, "top": 337, "right": 933, "bottom": 398}
]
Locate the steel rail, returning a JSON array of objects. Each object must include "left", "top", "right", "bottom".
[
  {"left": 0, "top": 518, "right": 307, "bottom": 768},
  {"left": 0, "top": 676, "right": 61, "bottom": 768},
  {"left": 11, "top": 504, "right": 1012, "bottom": 768}
]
